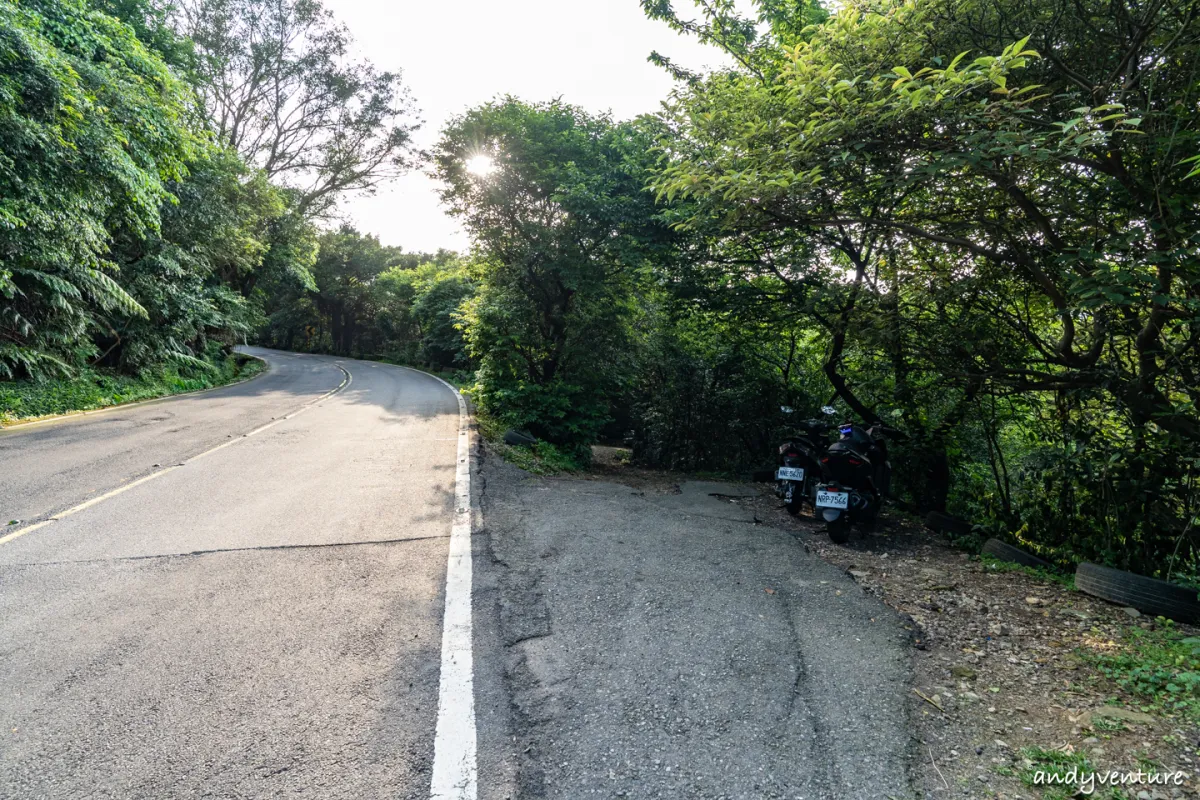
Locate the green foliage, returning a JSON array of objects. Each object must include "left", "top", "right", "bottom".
[
  {"left": 978, "top": 555, "right": 1075, "bottom": 590},
  {"left": 2, "top": 0, "right": 415, "bottom": 396},
  {"left": 0, "top": 0, "right": 322, "bottom": 388},
  {"left": 640, "top": 0, "right": 1200, "bottom": 573},
  {"left": 411, "top": 272, "right": 474, "bottom": 368},
  {"left": 632, "top": 298, "right": 823, "bottom": 471},
  {"left": 0, "top": 347, "right": 261, "bottom": 424},
  {"left": 473, "top": 405, "right": 584, "bottom": 473},
  {"left": 490, "top": 440, "right": 584, "bottom": 475},
  {"left": 104, "top": 146, "right": 286, "bottom": 372},
  {"left": 437, "top": 99, "right": 676, "bottom": 460},
  {"left": 0, "top": 0, "right": 193, "bottom": 378},
  {"left": 258, "top": 225, "right": 469, "bottom": 365},
  {"left": 1082, "top": 622, "right": 1200, "bottom": 720}
]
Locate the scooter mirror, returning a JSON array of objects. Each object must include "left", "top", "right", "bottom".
[
  {"left": 821, "top": 406, "right": 837, "bottom": 416},
  {"left": 780, "top": 406, "right": 795, "bottom": 414}
]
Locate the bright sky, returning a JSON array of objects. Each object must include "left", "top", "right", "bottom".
[{"left": 323, "top": 0, "right": 737, "bottom": 254}]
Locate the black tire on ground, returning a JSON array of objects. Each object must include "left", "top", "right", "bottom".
[
  {"left": 503, "top": 429, "right": 537, "bottom": 446},
  {"left": 981, "top": 538, "right": 1054, "bottom": 570},
  {"left": 785, "top": 497, "right": 803, "bottom": 516},
  {"left": 1075, "top": 562, "right": 1200, "bottom": 624},
  {"left": 827, "top": 516, "right": 851, "bottom": 544},
  {"left": 923, "top": 511, "right": 974, "bottom": 536}
]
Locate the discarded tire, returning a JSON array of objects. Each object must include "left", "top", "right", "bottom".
[
  {"left": 503, "top": 429, "right": 537, "bottom": 446},
  {"left": 924, "top": 511, "right": 974, "bottom": 536},
  {"left": 982, "top": 538, "right": 1053, "bottom": 570},
  {"left": 1075, "top": 563, "right": 1200, "bottom": 624}
]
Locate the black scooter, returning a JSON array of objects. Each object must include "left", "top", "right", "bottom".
[
  {"left": 775, "top": 406, "right": 835, "bottom": 515},
  {"left": 813, "top": 422, "right": 893, "bottom": 544}
]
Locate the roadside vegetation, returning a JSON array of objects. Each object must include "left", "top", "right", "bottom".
[
  {"left": 0, "top": 349, "right": 262, "bottom": 425},
  {"left": 428, "top": 0, "right": 1200, "bottom": 583},
  {"left": 1083, "top": 623, "right": 1200, "bottom": 720},
  {"left": 4, "top": 0, "right": 1198, "bottom": 580},
  {"left": 1, "top": 0, "right": 415, "bottom": 410}
]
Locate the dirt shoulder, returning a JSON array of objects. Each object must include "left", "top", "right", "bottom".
[{"left": 745, "top": 499, "right": 1199, "bottom": 800}]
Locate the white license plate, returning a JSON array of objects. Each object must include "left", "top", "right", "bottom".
[
  {"left": 776, "top": 467, "right": 805, "bottom": 481},
  {"left": 815, "top": 490, "right": 849, "bottom": 509}
]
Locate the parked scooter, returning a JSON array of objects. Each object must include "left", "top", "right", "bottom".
[
  {"left": 813, "top": 421, "right": 894, "bottom": 544},
  {"left": 775, "top": 406, "right": 836, "bottom": 516}
]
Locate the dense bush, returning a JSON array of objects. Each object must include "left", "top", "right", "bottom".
[
  {"left": 0, "top": 346, "right": 261, "bottom": 423},
  {"left": 0, "top": 0, "right": 192, "bottom": 377},
  {"left": 1, "top": 0, "right": 415, "bottom": 396},
  {"left": 634, "top": 0, "right": 1200, "bottom": 575},
  {"left": 631, "top": 304, "right": 824, "bottom": 472}
]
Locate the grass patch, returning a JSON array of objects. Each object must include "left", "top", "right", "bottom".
[
  {"left": 1015, "top": 745, "right": 1151, "bottom": 799},
  {"left": 0, "top": 352, "right": 263, "bottom": 425},
  {"left": 1080, "top": 620, "right": 1200, "bottom": 720},
  {"left": 978, "top": 554, "right": 1076, "bottom": 589},
  {"left": 490, "top": 440, "right": 581, "bottom": 475}
]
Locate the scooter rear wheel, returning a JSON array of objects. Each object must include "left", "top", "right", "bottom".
[
  {"left": 782, "top": 480, "right": 805, "bottom": 515},
  {"left": 785, "top": 495, "right": 803, "bottom": 516},
  {"left": 827, "top": 515, "right": 851, "bottom": 544}
]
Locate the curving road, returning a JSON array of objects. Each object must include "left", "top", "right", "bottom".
[
  {"left": 0, "top": 349, "right": 466, "bottom": 799},
  {"left": 0, "top": 347, "right": 915, "bottom": 800}
]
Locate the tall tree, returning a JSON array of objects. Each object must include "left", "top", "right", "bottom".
[
  {"left": 653, "top": 0, "right": 1200, "bottom": 444},
  {"left": 182, "top": 0, "right": 419, "bottom": 217},
  {"left": 647, "top": 0, "right": 1200, "bottom": 562},
  {"left": 436, "top": 99, "right": 675, "bottom": 458},
  {"left": 0, "top": 0, "right": 193, "bottom": 377}
]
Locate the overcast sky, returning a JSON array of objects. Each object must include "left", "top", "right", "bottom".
[{"left": 322, "top": 0, "right": 736, "bottom": 254}]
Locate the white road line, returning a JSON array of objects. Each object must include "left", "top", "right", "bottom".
[
  {"left": 416, "top": 368, "right": 478, "bottom": 800},
  {"left": 0, "top": 363, "right": 352, "bottom": 548}
]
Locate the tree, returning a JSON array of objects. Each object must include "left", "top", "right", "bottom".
[
  {"left": 647, "top": 0, "right": 1200, "bottom": 566},
  {"left": 103, "top": 146, "right": 288, "bottom": 370},
  {"left": 92, "top": 0, "right": 195, "bottom": 69},
  {"left": 0, "top": 0, "right": 193, "bottom": 377},
  {"left": 307, "top": 226, "right": 403, "bottom": 355},
  {"left": 257, "top": 226, "right": 463, "bottom": 360},
  {"left": 181, "top": 0, "right": 419, "bottom": 218},
  {"left": 411, "top": 270, "right": 473, "bottom": 369},
  {"left": 436, "top": 99, "right": 676, "bottom": 459}
]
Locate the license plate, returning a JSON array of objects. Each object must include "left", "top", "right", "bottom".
[
  {"left": 776, "top": 467, "right": 805, "bottom": 481},
  {"left": 816, "top": 490, "right": 849, "bottom": 509}
]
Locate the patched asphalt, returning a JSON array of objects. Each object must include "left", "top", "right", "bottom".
[{"left": 473, "top": 460, "right": 916, "bottom": 800}]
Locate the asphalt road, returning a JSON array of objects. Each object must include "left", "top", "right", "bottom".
[
  {"left": 0, "top": 348, "right": 915, "bottom": 799},
  {"left": 0, "top": 349, "right": 463, "bottom": 798}
]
